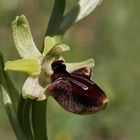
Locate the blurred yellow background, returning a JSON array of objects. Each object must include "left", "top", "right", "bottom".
[{"left": 0, "top": 0, "right": 140, "bottom": 140}]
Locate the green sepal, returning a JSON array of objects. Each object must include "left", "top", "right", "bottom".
[
  {"left": 22, "top": 76, "right": 46, "bottom": 101},
  {"left": 12, "top": 15, "right": 42, "bottom": 59},
  {"left": 4, "top": 59, "right": 41, "bottom": 76}
]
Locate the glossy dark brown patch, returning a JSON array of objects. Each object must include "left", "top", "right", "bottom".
[{"left": 47, "top": 60, "right": 108, "bottom": 115}]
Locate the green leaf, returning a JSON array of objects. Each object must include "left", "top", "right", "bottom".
[
  {"left": 66, "top": 58, "right": 95, "bottom": 72},
  {"left": 0, "top": 52, "right": 27, "bottom": 140},
  {"left": 12, "top": 15, "right": 42, "bottom": 59},
  {"left": 59, "top": 0, "right": 102, "bottom": 34},
  {"left": 59, "top": 5, "right": 80, "bottom": 34},
  {"left": 46, "top": 0, "right": 66, "bottom": 36},
  {"left": 4, "top": 59, "right": 41, "bottom": 76},
  {"left": 0, "top": 52, "right": 19, "bottom": 109},
  {"left": 0, "top": 86, "right": 28, "bottom": 140},
  {"left": 22, "top": 76, "right": 46, "bottom": 101}
]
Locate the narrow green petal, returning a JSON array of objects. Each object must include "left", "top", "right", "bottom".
[
  {"left": 22, "top": 76, "right": 46, "bottom": 101},
  {"left": 4, "top": 59, "right": 41, "bottom": 75},
  {"left": 43, "top": 36, "right": 56, "bottom": 57},
  {"left": 66, "top": 58, "right": 95, "bottom": 72},
  {"left": 12, "top": 15, "right": 42, "bottom": 58}
]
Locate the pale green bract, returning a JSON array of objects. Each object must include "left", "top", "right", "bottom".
[{"left": 76, "top": 0, "right": 102, "bottom": 22}]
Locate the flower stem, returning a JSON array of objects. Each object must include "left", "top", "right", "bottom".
[
  {"left": 32, "top": 100, "right": 48, "bottom": 140},
  {"left": 17, "top": 96, "right": 34, "bottom": 140}
]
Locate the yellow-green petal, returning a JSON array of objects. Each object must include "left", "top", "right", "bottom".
[
  {"left": 66, "top": 58, "right": 95, "bottom": 72},
  {"left": 12, "top": 15, "right": 42, "bottom": 59},
  {"left": 4, "top": 59, "right": 41, "bottom": 75},
  {"left": 43, "top": 36, "right": 56, "bottom": 57}
]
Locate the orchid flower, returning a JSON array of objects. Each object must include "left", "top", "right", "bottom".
[
  {"left": 4, "top": 15, "right": 70, "bottom": 100},
  {"left": 0, "top": 0, "right": 109, "bottom": 139},
  {"left": 4, "top": 15, "right": 108, "bottom": 114}
]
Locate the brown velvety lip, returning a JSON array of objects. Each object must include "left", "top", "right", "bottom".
[{"left": 46, "top": 60, "right": 108, "bottom": 115}]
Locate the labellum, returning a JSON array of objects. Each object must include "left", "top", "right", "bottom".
[{"left": 47, "top": 60, "right": 108, "bottom": 115}]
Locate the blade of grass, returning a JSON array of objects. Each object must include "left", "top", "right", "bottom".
[
  {"left": 46, "top": 0, "right": 66, "bottom": 36},
  {"left": 0, "top": 52, "right": 27, "bottom": 140},
  {"left": 59, "top": 4, "right": 80, "bottom": 35}
]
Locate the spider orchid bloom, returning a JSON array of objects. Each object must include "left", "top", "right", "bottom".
[{"left": 4, "top": 15, "right": 108, "bottom": 114}]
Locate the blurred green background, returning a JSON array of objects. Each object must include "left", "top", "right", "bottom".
[{"left": 0, "top": 0, "right": 140, "bottom": 140}]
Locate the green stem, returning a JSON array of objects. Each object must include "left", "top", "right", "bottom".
[
  {"left": 32, "top": 100, "right": 48, "bottom": 140},
  {"left": 17, "top": 96, "right": 34, "bottom": 140}
]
